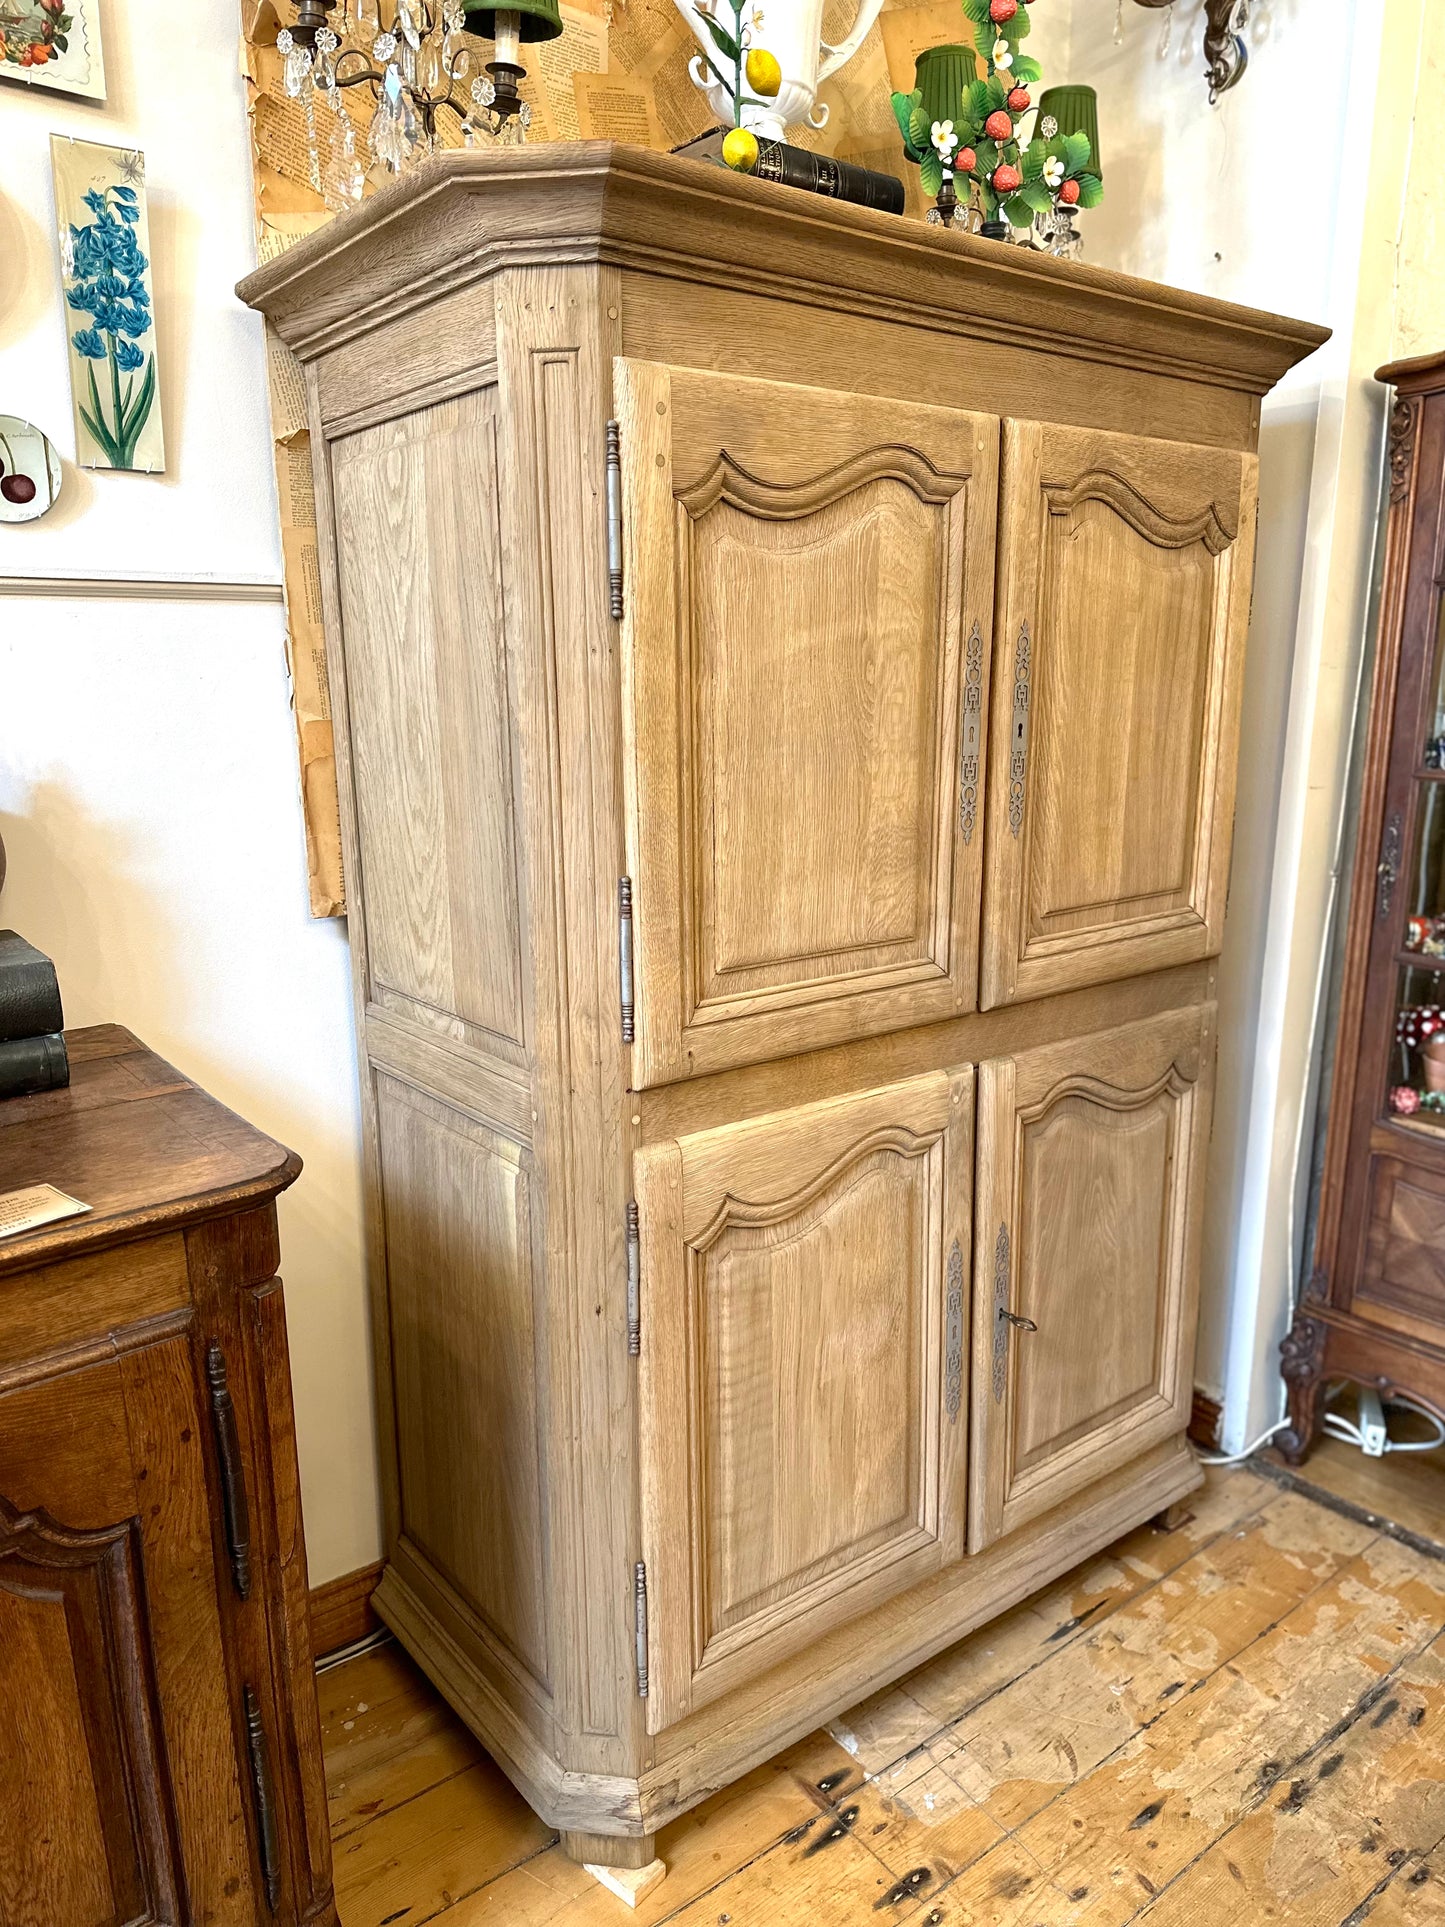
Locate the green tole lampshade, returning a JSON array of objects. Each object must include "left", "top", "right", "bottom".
[
  {"left": 1035, "top": 84, "right": 1100, "bottom": 178},
  {"left": 464, "top": 0, "right": 563, "bottom": 42},
  {"left": 913, "top": 43, "right": 980, "bottom": 133}
]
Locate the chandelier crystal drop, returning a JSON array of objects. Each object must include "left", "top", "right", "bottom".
[{"left": 278, "top": 0, "right": 562, "bottom": 204}]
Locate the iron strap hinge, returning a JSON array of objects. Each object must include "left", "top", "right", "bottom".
[
  {"left": 606, "top": 419, "right": 624, "bottom": 620},
  {"left": 634, "top": 1560, "right": 649, "bottom": 1698},
  {"left": 626, "top": 1199, "right": 641, "bottom": 1356},
  {"left": 619, "top": 876, "right": 635, "bottom": 1044}
]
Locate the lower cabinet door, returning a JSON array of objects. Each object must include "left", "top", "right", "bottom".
[
  {"left": 969, "top": 1006, "right": 1213, "bottom": 1552},
  {"left": 0, "top": 1337, "right": 256, "bottom": 1927},
  {"left": 635, "top": 1070, "right": 973, "bottom": 1732}
]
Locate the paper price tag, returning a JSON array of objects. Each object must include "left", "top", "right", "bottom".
[{"left": 0, "top": 1184, "right": 92, "bottom": 1239}]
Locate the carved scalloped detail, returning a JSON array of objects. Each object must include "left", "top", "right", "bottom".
[
  {"left": 0, "top": 1496, "right": 133, "bottom": 1569},
  {"left": 691, "top": 1122, "right": 941, "bottom": 1253},
  {"left": 1019, "top": 1057, "right": 1199, "bottom": 1130},
  {"left": 1045, "top": 469, "right": 1237, "bottom": 555},
  {"left": 677, "top": 444, "right": 970, "bottom": 520}
]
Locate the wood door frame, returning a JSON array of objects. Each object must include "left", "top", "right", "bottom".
[
  {"left": 981, "top": 420, "right": 1257, "bottom": 1009},
  {"left": 634, "top": 1070, "right": 972, "bottom": 1733},
  {"left": 969, "top": 1004, "right": 1213, "bottom": 1551},
  {"left": 616, "top": 356, "right": 999, "bottom": 1088}
]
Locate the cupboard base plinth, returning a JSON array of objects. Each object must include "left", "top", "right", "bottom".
[{"left": 375, "top": 1437, "right": 1201, "bottom": 1848}]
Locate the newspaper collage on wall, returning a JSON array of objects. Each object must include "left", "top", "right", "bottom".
[{"left": 241, "top": 0, "right": 961, "bottom": 915}]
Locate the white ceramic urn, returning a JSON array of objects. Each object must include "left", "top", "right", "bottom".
[{"left": 675, "top": 0, "right": 885, "bottom": 141}]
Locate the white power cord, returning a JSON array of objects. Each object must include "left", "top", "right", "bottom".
[
  {"left": 1322, "top": 1386, "right": 1445, "bottom": 1457},
  {"left": 1195, "top": 1418, "right": 1293, "bottom": 1467}
]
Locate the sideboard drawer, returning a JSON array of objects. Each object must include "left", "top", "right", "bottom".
[{"left": 0, "top": 1234, "right": 189, "bottom": 1374}]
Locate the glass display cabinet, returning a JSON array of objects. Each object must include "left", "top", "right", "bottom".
[{"left": 1283, "top": 347, "right": 1445, "bottom": 1458}]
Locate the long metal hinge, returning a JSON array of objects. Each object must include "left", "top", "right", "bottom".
[
  {"left": 606, "top": 420, "right": 624, "bottom": 620},
  {"left": 634, "top": 1560, "right": 649, "bottom": 1698},
  {"left": 618, "top": 877, "right": 635, "bottom": 1043},
  {"left": 206, "top": 1341, "right": 252, "bottom": 1600},
  {"left": 243, "top": 1686, "right": 281, "bottom": 1913},
  {"left": 626, "top": 1199, "right": 641, "bottom": 1356}
]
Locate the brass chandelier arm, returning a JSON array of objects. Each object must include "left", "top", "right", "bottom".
[{"left": 1131, "top": 0, "right": 1248, "bottom": 104}]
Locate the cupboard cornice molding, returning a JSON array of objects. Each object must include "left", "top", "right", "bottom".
[{"left": 239, "top": 144, "right": 1329, "bottom": 398}]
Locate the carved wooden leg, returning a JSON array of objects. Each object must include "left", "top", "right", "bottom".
[
  {"left": 561, "top": 1831, "right": 665, "bottom": 1908},
  {"left": 1277, "top": 1309, "right": 1328, "bottom": 1465}
]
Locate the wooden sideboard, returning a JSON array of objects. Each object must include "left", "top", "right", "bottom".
[
  {"left": 240, "top": 142, "right": 1328, "bottom": 1872},
  {"left": 0, "top": 1026, "right": 336, "bottom": 1927}
]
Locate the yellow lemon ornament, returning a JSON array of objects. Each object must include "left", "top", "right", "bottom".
[
  {"left": 744, "top": 47, "right": 782, "bottom": 98},
  {"left": 721, "top": 126, "right": 759, "bottom": 172}
]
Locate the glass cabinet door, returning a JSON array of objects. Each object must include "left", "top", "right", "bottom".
[{"left": 1385, "top": 595, "right": 1445, "bottom": 1132}]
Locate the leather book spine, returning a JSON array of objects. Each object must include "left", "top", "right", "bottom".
[
  {"left": 0, "top": 1032, "right": 70, "bottom": 1099},
  {"left": 749, "top": 140, "right": 906, "bottom": 215},
  {"left": 0, "top": 931, "right": 64, "bottom": 1042}
]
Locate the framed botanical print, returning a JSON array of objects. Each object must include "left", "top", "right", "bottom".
[
  {"left": 1, "top": 0, "right": 105, "bottom": 100},
  {"left": 51, "top": 136, "right": 165, "bottom": 474}
]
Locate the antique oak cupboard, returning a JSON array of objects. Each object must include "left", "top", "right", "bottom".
[
  {"left": 240, "top": 143, "right": 1326, "bottom": 1871},
  {"left": 0, "top": 1027, "right": 336, "bottom": 1927}
]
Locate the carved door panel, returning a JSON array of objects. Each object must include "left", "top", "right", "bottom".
[
  {"left": 981, "top": 421, "right": 1257, "bottom": 1008},
  {"left": 970, "top": 1006, "right": 1213, "bottom": 1551},
  {"left": 635, "top": 1069, "right": 973, "bottom": 1731},
  {"left": 616, "top": 359, "right": 998, "bottom": 1086},
  {"left": 0, "top": 1340, "right": 254, "bottom": 1927}
]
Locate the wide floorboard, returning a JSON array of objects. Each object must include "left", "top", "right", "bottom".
[{"left": 319, "top": 1466, "right": 1445, "bottom": 1925}]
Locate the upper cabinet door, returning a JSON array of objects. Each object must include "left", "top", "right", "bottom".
[
  {"left": 981, "top": 422, "right": 1257, "bottom": 1009},
  {"left": 969, "top": 1006, "right": 1213, "bottom": 1552},
  {"left": 616, "top": 360, "right": 999, "bottom": 1087},
  {"left": 634, "top": 1070, "right": 973, "bottom": 1732}
]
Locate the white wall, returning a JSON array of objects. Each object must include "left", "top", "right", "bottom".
[
  {"left": 1064, "top": 0, "right": 1435, "bottom": 1452},
  {"left": 0, "top": 5, "right": 380, "bottom": 1582}
]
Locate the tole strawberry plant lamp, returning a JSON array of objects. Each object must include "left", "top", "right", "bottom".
[{"left": 892, "top": 0, "right": 1101, "bottom": 242}]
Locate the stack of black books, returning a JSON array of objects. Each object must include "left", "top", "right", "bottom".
[{"left": 0, "top": 931, "right": 69, "bottom": 1098}]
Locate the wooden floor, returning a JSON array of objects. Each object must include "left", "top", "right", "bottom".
[{"left": 320, "top": 1466, "right": 1445, "bottom": 1927}]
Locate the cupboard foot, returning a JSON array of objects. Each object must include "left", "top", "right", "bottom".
[
  {"left": 1279, "top": 1308, "right": 1328, "bottom": 1465},
  {"left": 1150, "top": 1500, "right": 1195, "bottom": 1532},
  {"left": 561, "top": 1829, "right": 659, "bottom": 1872}
]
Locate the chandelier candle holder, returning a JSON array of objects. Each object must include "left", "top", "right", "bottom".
[{"left": 277, "top": 0, "right": 562, "bottom": 206}]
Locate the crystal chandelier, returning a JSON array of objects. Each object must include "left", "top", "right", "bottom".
[{"left": 277, "top": 0, "right": 564, "bottom": 208}]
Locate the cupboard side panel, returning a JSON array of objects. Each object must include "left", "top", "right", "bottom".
[{"left": 494, "top": 264, "right": 637, "bottom": 1766}]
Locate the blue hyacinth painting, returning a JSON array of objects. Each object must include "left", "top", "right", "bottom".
[{"left": 51, "top": 137, "right": 165, "bottom": 472}]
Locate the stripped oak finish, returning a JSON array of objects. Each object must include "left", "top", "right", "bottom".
[
  {"left": 239, "top": 144, "right": 1328, "bottom": 1868},
  {"left": 320, "top": 1465, "right": 1445, "bottom": 1926}
]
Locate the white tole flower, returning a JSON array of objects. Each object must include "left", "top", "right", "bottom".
[
  {"left": 1043, "top": 156, "right": 1065, "bottom": 189},
  {"left": 992, "top": 36, "right": 1013, "bottom": 68},
  {"left": 930, "top": 118, "right": 958, "bottom": 161}
]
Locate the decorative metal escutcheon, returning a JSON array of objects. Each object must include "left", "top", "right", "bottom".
[
  {"left": 944, "top": 1238, "right": 964, "bottom": 1421},
  {"left": 959, "top": 621, "right": 984, "bottom": 844},
  {"left": 991, "top": 1223, "right": 1010, "bottom": 1402},
  {"left": 1008, "top": 621, "right": 1032, "bottom": 838},
  {"left": 1377, "top": 809, "right": 1402, "bottom": 921}
]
